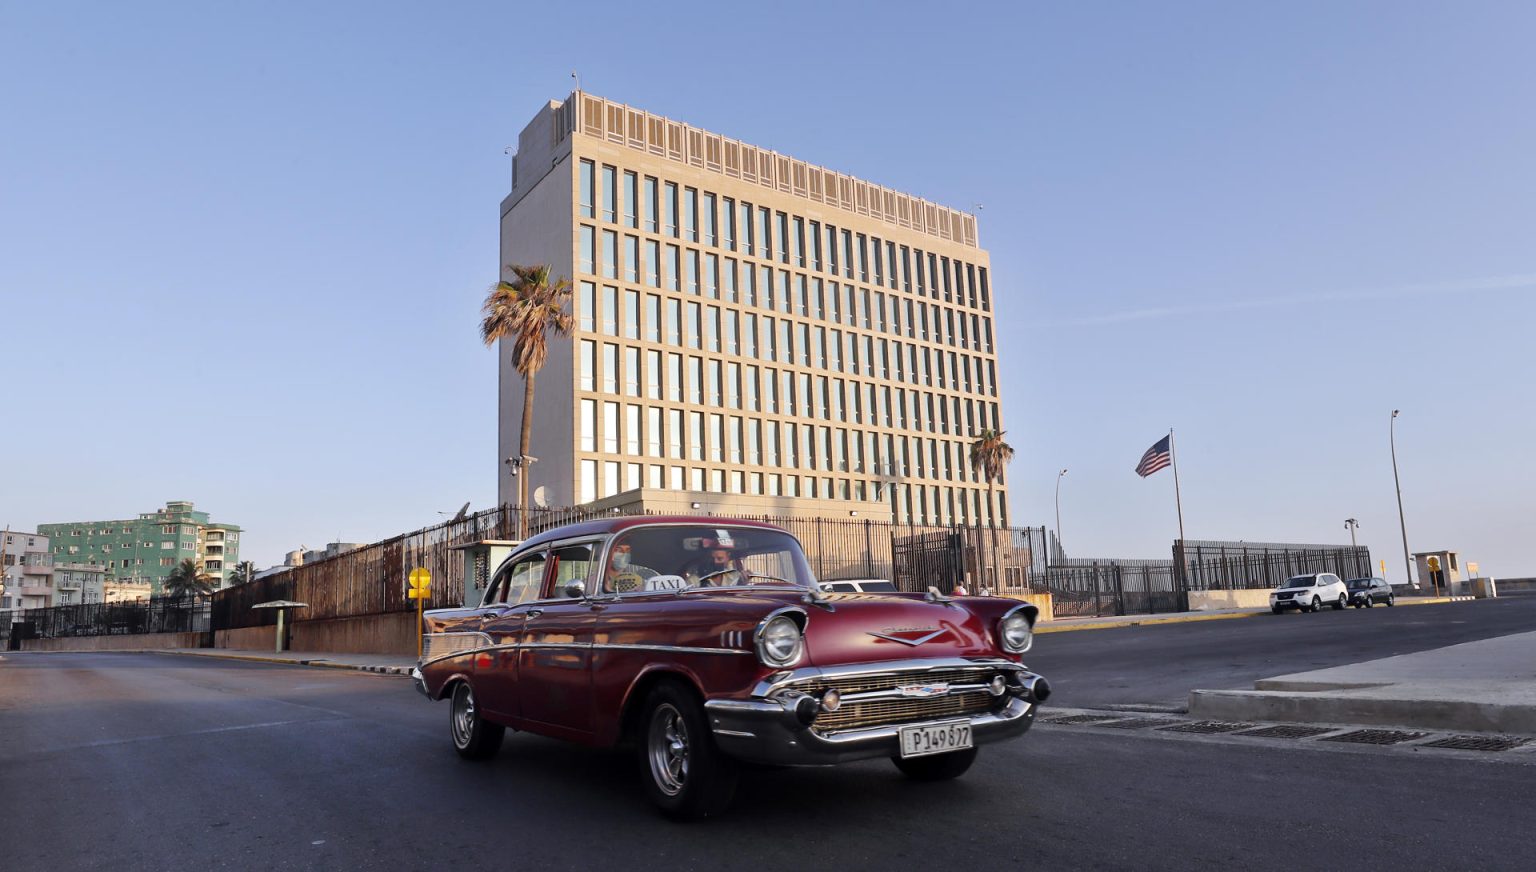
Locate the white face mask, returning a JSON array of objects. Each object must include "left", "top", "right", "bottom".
[{"left": 612, "top": 551, "right": 631, "bottom": 569}]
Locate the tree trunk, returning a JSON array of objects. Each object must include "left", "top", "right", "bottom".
[{"left": 518, "top": 368, "right": 537, "bottom": 539}]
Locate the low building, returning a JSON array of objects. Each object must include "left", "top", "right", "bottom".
[
  {"left": 2, "top": 531, "right": 54, "bottom": 617},
  {"left": 104, "top": 579, "right": 154, "bottom": 603},
  {"left": 52, "top": 563, "right": 108, "bottom": 605}
]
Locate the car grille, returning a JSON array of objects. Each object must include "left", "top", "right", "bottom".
[{"left": 788, "top": 667, "right": 1000, "bottom": 734}]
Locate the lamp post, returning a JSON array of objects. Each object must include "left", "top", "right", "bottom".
[
  {"left": 1055, "top": 468, "right": 1068, "bottom": 560},
  {"left": 1390, "top": 410, "right": 1413, "bottom": 589},
  {"left": 1344, "top": 518, "right": 1359, "bottom": 548}
]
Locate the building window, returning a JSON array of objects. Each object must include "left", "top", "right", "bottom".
[
  {"left": 580, "top": 461, "right": 597, "bottom": 504},
  {"left": 578, "top": 160, "right": 595, "bottom": 219},
  {"left": 721, "top": 197, "right": 735, "bottom": 250},
  {"left": 626, "top": 404, "right": 642, "bottom": 455},
  {"left": 702, "top": 193, "right": 717, "bottom": 247},
  {"left": 579, "top": 340, "right": 595, "bottom": 391},
  {"left": 602, "top": 343, "right": 618, "bottom": 394},
  {"left": 601, "top": 230, "right": 618, "bottom": 279},
  {"left": 683, "top": 187, "right": 698, "bottom": 242},
  {"left": 579, "top": 225, "right": 595, "bottom": 274},
  {"left": 643, "top": 176, "right": 658, "bottom": 232},
  {"left": 579, "top": 398, "right": 597, "bottom": 449},
  {"left": 601, "top": 165, "right": 617, "bottom": 223},
  {"left": 645, "top": 294, "right": 661, "bottom": 343},
  {"left": 663, "top": 182, "right": 679, "bottom": 237},
  {"left": 602, "top": 286, "right": 618, "bottom": 336},
  {"left": 689, "top": 411, "right": 704, "bottom": 461},
  {"left": 623, "top": 171, "right": 638, "bottom": 228},
  {"left": 667, "top": 354, "right": 682, "bottom": 402},
  {"left": 647, "top": 406, "right": 662, "bottom": 457},
  {"left": 603, "top": 402, "right": 619, "bottom": 453},
  {"left": 624, "top": 235, "right": 639, "bottom": 283},
  {"left": 625, "top": 347, "right": 640, "bottom": 396},
  {"left": 624, "top": 290, "right": 639, "bottom": 340},
  {"left": 646, "top": 349, "right": 661, "bottom": 399}
]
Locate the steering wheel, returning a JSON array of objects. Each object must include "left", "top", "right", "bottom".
[{"left": 695, "top": 568, "right": 745, "bottom": 588}]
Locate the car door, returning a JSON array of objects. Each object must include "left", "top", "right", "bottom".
[
  {"left": 516, "top": 539, "right": 603, "bottom": 738},
  {"left": 475, "top": 549, "right": 550, "bottom": 720}
]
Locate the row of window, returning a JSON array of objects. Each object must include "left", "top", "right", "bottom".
[
  {"left": 575, "top": 233, "right": 994, "bottom": 352},
  {"left": 578, "top": 160, "right": 989, "bottom": 310},
  {"left": 576, "top": 281, "right": 995, "bottom": 384},
  {"left": 576, "top": 400, "right": 1000, "bottom": 486},
  {"left": 577, "top": 461, "right": 1003, "bottom": 528},
  {"left": 576, "top": 341, "right": 999, "bottom": 436}
]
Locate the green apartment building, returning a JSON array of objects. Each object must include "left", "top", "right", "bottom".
[{"left": 39, "top": 501, "right": 242, "bottom": 596}]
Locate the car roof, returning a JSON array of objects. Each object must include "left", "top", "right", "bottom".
[{"left": 517, "top": 515, "right": 789, "bottom": 551}]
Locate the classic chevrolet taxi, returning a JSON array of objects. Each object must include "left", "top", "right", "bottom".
[{"left": 413, "top": 517, "right": 1049, "bottom": 819}]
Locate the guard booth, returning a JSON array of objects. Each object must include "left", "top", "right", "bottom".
[
  {"left": 1412, "top": 550, "right": 1462, "bottom": 596},
  {"left": 448, "top": 540, "right": 520, "bottom": 608}
]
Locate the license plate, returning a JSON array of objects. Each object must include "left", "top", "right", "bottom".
[{"left": 899, "top": 720, "right": 973, "bottom": 758}]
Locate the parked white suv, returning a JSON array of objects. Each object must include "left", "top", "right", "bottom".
[{"left": 1270, "top": 573, "right": 1348, "bottom": 613}]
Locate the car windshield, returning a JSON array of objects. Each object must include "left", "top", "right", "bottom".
[
  {"left": 1347, "top": 579, "right": 1372, "bottom": 590},
  {"left": 1282, "top": 576, "right": 1317, "bottom": 588},
  {"left": 601, "top": 524, "right": 816, "bottom": 594}
]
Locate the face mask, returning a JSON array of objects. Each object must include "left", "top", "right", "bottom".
[{"left": 612, "top": 552, "right": 631, "bottom": 569}]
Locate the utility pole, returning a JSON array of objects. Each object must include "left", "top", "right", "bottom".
[
  {"left": 1344, "top": 518, "right": 1359, "bottom": 548},
  {"left": 1390, "top": 410, "right": 1414, "bottom": 590},
  {"left": 1054, "top": 469, "right": 1068, "bottom": 560}
]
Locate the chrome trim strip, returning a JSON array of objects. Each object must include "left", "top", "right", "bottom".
[
  {"left": 418, "top": 639, "right": 753, "bottom": 668},
  {"left": 753, "top": 605, "right": 809, "bottom": 668},
  {"left": 754, "top": 657, "right": 1021, "bottom": 697},
  {"left": 837, "top": 682, "right": 996, "bottom": 703},
  {"left": 595, "top": 643, "right": 753, "bottom": 655},
  {"left": 998, "top": 602, "right": 1035, "bottom": 654}
]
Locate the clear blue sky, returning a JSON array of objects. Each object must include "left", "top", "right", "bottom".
[{"left": 3, "top": 1, "right": 1532, "bottom": 577}]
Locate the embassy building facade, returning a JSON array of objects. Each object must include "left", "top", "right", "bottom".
[{"left": 498, "top": 92, "right": 1008, "bottom": 528}]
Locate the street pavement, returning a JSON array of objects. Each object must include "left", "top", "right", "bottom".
[
  {"left": 1023, "top": 593, "right": 1536, "bottom": 711},
  {"left": 3, "top": 648, "right": 1534, "bottom": 871}
]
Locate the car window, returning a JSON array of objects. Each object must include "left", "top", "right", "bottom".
[
  {"left": 601, "top": 525, "right": 815, "bottom": 594},
  {"left": 825, "top": 582, "right": 857, "bottom": 593},
  {"left": 549, "top": 542, "right": 598, "bottom": 598},
  {"left": 860, "top": 581, "right": 897, "bottom": 592},
  {"left": 1283, "top": 576, "right": 1316, "bottom": 588},
  {"left": 487, "top": 552, "right": 548, "bottom": 605}
]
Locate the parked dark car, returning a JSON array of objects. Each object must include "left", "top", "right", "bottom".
[
  {"left": 412, "top": 516, "right": 1049, "bottom": 819},
  {"left": 1346, "top": 577, "right": 1395, "bottom": 608}
]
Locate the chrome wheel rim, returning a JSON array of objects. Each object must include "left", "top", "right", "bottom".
[
  {"left": 647, "top": 703, "right": 690, "bottom": 797},
  {"left": 452, "top": 684, "right": 476, "bottom": 749}
]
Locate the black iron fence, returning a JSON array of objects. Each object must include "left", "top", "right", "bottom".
[
  {"left": 1042, "top": 560, "right": 1184, "bottom": 617},
  {"left": 8, "top": 597, "right": 210, "bottom": 646},
  {"left": 1176, "top": 540, "right": 1373, "bottom": 591}
]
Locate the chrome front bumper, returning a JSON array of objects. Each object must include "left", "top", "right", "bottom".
[
  {"left": 410, "top": 666, "right": 431, "bottom": 699},
  {"left": 704, "top": 665, "right": 1046, "bottom": 766}
]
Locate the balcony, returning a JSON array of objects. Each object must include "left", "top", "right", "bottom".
[{"left": 22, "top": 562, "right": 53, "bottom": 576}]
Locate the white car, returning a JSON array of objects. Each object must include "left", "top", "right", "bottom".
[{"left": 1269, "top": 573, "right": 1348, "bottom": 613}]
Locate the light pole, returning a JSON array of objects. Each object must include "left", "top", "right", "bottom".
[
  {"left": 1390, "top": 410, "right": 1413, "bottom": 589},
  {"left": 1055, "top": 468, "right": 1068, "bottom": 560},
  {"left": 1344, "top": 518, "right": 1359, "bottom": 548}
]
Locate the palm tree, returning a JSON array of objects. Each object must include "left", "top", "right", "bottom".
[
  {"left": 227, "top": 560, "right": 255, "bottom": 586},
  {"left": 969, "top": 429, "right": 1015, "bottom": 528},
  {"left": 162, "top": 558, "right": 216, "bottom": 599},
  {"left": 481, "top": 264, "right": 574, "bottom": 536}
]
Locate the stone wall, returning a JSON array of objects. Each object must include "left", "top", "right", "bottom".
[{"left": 19, "top": 632, "right": 206, "bottom": 652}]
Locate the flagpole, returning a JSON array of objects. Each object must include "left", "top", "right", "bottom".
[{"left": 1169, "top": 428, "right": 1186, "bottom": 543}]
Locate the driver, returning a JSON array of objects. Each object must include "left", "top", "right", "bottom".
[
  {"left": 693, "top": 545, "right": 748, "bottom": 587},
  {"left": 604, "top": 541, "right": 657, "bottom": 593}
]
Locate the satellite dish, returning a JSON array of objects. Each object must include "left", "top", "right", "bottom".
[{"left": 533, "top": 486, "right": 550, "bottom": 508}]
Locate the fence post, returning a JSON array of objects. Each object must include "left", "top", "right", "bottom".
[
  {"left": 1145, "top": 564, "right": 1156, "bottom": 614},
  {"left": 1113, "top": 564, "right": 1126, "bottom": 615},
  {"left": 1093, "top": 562, "right": 1103, "bottom": 616},
  {"left": 863, "top": 519, "right": 873, "bottom": 577}
]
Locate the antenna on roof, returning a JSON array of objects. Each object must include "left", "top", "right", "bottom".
[{"left": 571, "top": 70, "right": 581, "bottom": 93}]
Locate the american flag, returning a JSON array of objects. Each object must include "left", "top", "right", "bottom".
[{"left": 1135, "top": 436, "right": 1172, "bottom": 478}]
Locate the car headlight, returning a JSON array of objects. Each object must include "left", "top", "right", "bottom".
[
  {"left": 755, "top": 612, "right": 805, "bottom": 667},
  {"left": 999, "top": 608, "right": 1033, "bottom": 653}
]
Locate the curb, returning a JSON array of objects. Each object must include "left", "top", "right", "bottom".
[
  {"left": 155, "top": 649, "right": 412, "bottom": 676},
  {"left": 1036, "top": 595, "right": 1475, "bottom": 634},
  {"left": 1187, "top": 687, "right": 1536, "bottom": 735}
]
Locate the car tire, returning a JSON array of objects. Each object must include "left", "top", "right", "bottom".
[
  {"left": 450, "top": 681, "right": 504, "bottom": 760},
  {"left": 1272, "top": 606, "right": 1283, "bottom": 615},
  {"left": 1309, "top": 596, "right": 1321, "bottom": 613},
  {"left": 1333, "top": 594, "right": 1346, "bottom": 611},
  {"left": 893, "top": 746, "right": 979, "bottom": 781},
  {"left": 1386, "top": 595, "right": 1395, "bottom": 607},
  {"left": 1354, "top": 601, "right": 1363, "bottom": 609},
  {"left": 1364, "top": 597, "right": 1374, "bottom": 608},
  {"left": 639, "top": 681, "right": 738, "bottom": 820}
]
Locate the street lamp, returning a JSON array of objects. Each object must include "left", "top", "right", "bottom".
[
  {"left": 1344, "top": 518, "right": 1359, "bottom": 548},
  {"left": 1390, "top": 410, "right": 1413, "bottom": 589},
  {"left": 1055, "top": 468, "right": 1068, "bottom": 559}
]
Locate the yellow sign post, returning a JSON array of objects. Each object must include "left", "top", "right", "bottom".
[{"left": 408, "top": 568, "right": 432, "bottom": 659}]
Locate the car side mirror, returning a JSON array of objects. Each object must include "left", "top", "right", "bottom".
[{"left": 563, "top": 580, "right": 587, "bottom": 600}]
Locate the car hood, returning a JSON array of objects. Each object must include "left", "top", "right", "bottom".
[{"left": 715, "top": 589, "right": 1005, "bottom": 665}]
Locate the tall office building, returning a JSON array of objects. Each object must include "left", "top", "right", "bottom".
[{"left": 498, "top": 92, "right": 1007, "bottom": 527}]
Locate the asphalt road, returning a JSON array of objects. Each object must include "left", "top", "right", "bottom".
[
  {"left": 1026, "top": 594, "right": 1536, "bottom": 711},
  {"left": 2, "top": 650, "right": 1532, "bottom": 872}
]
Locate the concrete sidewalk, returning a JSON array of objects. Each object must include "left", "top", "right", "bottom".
[{"left": 1189, "top": 629, "right": 1536, "bottom": 733}]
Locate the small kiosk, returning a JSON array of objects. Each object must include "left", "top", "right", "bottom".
[{"left": 447, "top": 540, "right": 520, "bottom": 608}]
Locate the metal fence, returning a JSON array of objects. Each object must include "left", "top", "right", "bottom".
[
  {"left": 7, "top": 597, "right": 210, "bottom": 646},
  {"left": 1176, "top": 540, "right": 1373, "bottom": 591},
  {"left": 1042, "top": 560, "right": 1184, "bottom": 617},
  {"left": 211, "top": 506, "right": 1052, "bottom": 633}
]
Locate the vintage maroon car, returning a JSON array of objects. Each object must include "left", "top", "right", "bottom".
[{"left": 412, "top": 517, "right": 1049, "bottom": 818}]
